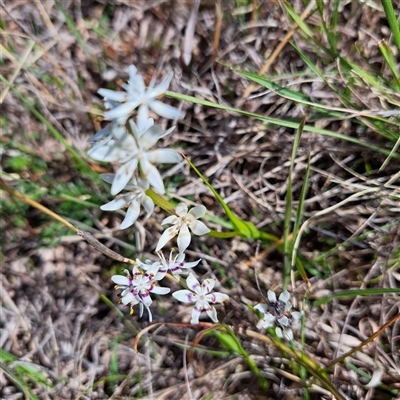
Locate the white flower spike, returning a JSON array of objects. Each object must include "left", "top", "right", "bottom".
[
  {"left": 100, "top": 174, "right": 154, "bottom": 230},
  {"left": 88, "top": 121, "right": 182, "bottom": 195},
  {"left": 172, "top": 273, "right": 229, "bottom": 324},
  {"left": 255, "top": 290, "right": 302, "bottom": 340},
  {"left": 156, "top": 202, "right": 210, "bottom": 253},
  {"left": 98, "top": 65, "right": 185, "bottom": 130}
]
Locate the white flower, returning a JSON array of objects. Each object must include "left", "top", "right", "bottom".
[
  {"left": 172, "top": 273, "right": 229, "bottom": 324},
  {"left": 100, "top": 174, "right": 154, "bottom": 230},
  {"left": 156, "top": 203, "right": 210, "bottom": 253},
  {"left": 98, "top": 65, "right": 185, "bottom": 130},
  {"left": 111, "top": 264, "right": 170, "bottom": 322},
  {"left": 88, "top": 120, "right": 182, "bottom": 195},
  {"left": 87, "top": 102, "right": 132, "bottom": 146},
  {"left": 156, "top": 250, "right": 201, "bottom": 279},
  {"left": 255, "top": 290, "right": 302, "bottom": 341}
]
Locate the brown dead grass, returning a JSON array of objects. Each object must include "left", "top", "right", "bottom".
[{"left": 1, "top": 1, "right": 400, "bottom": 399}]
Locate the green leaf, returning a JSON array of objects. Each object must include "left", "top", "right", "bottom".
[
  {"left": 166, "top": 91, "right": 399, "bottom": 159},
  {"left": 314, "top": 288, "right": 400, "bottom": 306}
]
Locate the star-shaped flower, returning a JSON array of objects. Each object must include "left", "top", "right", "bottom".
[
  {"left": 172, "top": 273, "right": 229, "bottom": 324},
  {"left": 111, "top": 265, "right": 170, "bottom": 322},
  {"left": 88, "top": 120, "right": 182, "bottom": 195},
  {"left": 100, "top": 174, "right": 154, "bottom": 229},
  {"left": 98, "top": 65, "right": 185, "bottom": 130},
  {"left": 255, "top": 290, "right": 302, "bottom": 340},
  {"left": 156, "top": 250, "right": 201, "bottom": 279},
  {"left": 156, "top": 203, "right": 210, "bottom": 253}
]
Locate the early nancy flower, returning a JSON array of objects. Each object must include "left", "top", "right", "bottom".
[
  {"left": 156, "top": 203, "right": 210, "bottom": 253},
  {"left": 100, "top": 174, "right": 154, "bottom": 230},
  {"left": 156, "top": 250, "right": 201, "bottom": 279},
  {"left": 172, "top": 273, "right": 229, "bottom": 324},
  {"left": 111, "top": 264, "right": 170, "bottom": 322},
  {"left": 255, "top": 290, "right": 302, "bottom": 340},
  {"left": 88, "top": 120, "right": 182, "bottom": 195},
  {"left": 98, "top": 64, "right": 185, "bottom": 130}
]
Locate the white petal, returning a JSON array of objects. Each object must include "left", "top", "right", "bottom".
[
  {"left": 189, "top": 205, "right": 206, "bottom": 219},
  {"left": 257, "top": 314, "right": 276, "bottom": 329},
  {"left": 190, "top": 220, "right": 210, "bottom": 236},
  {"left": 111, "top": 158, "right": 138, "bottom": 195},
  {"left": 141, "top": 196, "right": 154, "bottom": 220},
  {"left": 121, "top": 292, "right": 136, "bottom": 305},
  {"left": 275, "top": 327, "right": 283, "bottom": 338},
  {"left": 254, "top": 304, "right": 269, "bottom": 315},
  {"left": 190, "top": 307, "right": 201, "bottom": 325},
  {"left": 201, "top": 278, "right": 216, "bottom": 293},
  {"left": 104, "top": 101, "right": 140, "bottom": 120},
  {"left": 88, "top": 124, "right": 112, "bottom": 143},
  {"left": 181, "top": 259, "right": 201, "bottom": 269},
  {"left": 277, "top": 316, "right": 289, "bottom": 327},
  {"left": 176, "top": 203, "right": 188, "bottom": 216},
  {"left": 156, "top": 226, "right": 178, "bottom": 251},
  {"left": 120, "top": 201, "right": 140, "bottom": 229},
  {"left": 177, "top": 224, "right": 191, "bottom": 254},
  {"left": 267, "top": 290, "right": 277, "bottom": 303},
  {"left": 146, "top": 149, "right": 182, "bottom": 163},
  {"left": 140, "top": 125, "right": 163, "bottom": 150},
  {"left": 206, "top": 306, "right": 218, "bottom": 323},
  {"left": 140, "top": 158, "right": 165, "bottom": 194},
  {"left": 87, "top": 141, "right": 120, "bottom": 162},
  {"left": 150, "top": 71, "right": 173, "bottom": 97},
  {"left": 111, "top": 275, "right": 130, "bottom": 286},
  {"left": 284, "top": 329, "right": 294, "bottom": 341},
  {"left": 207, "top": 292, "right": 229, "bottom": 303},
  {"left": 98, "top": 88, "right": 128, "bottom": 102},
  {"left": 149, "top": 100, "right": 185, "bottom": 120},
  {"left": 186, "top": 273, "right": 201, "bottom": 292},
  {"left": 128, "top": 64, "right": 138, "bottom": 82},
  {"left": 279, "top": 290, "right": 290, "bottom": 303},
  {"left": 137, "top": 104, "right": 149, "bottom": 133},
  {"left": 100, "top": 196, "right": 130, "bottom": 211},
  {"left": 151, "top": 286, "right": 171, "bottom": 295},
  {"left": 284, "top": 301, "right": 293, "bottom": 312},
  {"left": 100, "top": 174, "right": 116, "bottom": 185},
  {"left": 172, "top": 289, "right": 196, "bottom": 303},
  {"left": 291, "top": 311, "right": 302, "bottom": 320},
  {"left": 161, "top": 215, "right": 179, "bottom": 225},
  {"left": 160, "top": 125, "right": 175, "bottom": 138}
]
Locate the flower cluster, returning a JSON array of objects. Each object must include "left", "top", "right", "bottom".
[
  {"left": 88, "top": 65, "right": 185, "bottom": 229},
  {"left": 90, "top": 65, "right": 226, "bottom": 326},
  {"left": 112, "top": 252, "right": 227, "bottom": 324},
  {"left": 255, "top": 290, "right": 302, "bottom": 340},
  {"left": 90, "top": 65, "right": 303, "bottom": 339}
]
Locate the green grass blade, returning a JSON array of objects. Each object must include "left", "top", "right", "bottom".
[
  {"left": 166, "top": 91, "right": 400, "bottom": 159},
  {"left": 381, "top": 0, "right": 400, "bottom": 52},
  {"left": 283, "top": 1, "right": 313, "bottom": 37},
  {"left": 379, "top": 134, "right": 400, "bottom": 171},
  {"left": 378, "top": 39, "right": 400, "bottom": 89},
  {"left": 0, "top": 361, "right": 40, "bottom": 400},
  {"left": 314, "top": 288, "right": 400, "bottom": 306},
  {"left": 283, "top": 115, "right": 306, "bottom": 288}
]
